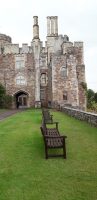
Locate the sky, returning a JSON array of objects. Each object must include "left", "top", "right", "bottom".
[{"left": 0, "top": 0, "right": 97, "bottom": 92}]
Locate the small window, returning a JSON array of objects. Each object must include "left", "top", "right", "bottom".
[
  {"left": 63, "top": 91, "right": 67, "bottom": 100},
  {"left": 40, "top": 89, "right": 45, "bottom": 100},
  {"left": 61, "top": 66, "right": 67, "bottom": 77},
  {"left": 15, "top": 55, "right": 25, "bottom": 69},
  {"left": 1, "top": 46, "right": 4, "bottom": 54},
  {"left": 16, "top": 60, "right": 25, "bottom": 69},
  {"left": 41, "top": 73, "right": 47, "bottom": 86},
  {"left": 40, "top": 57, "right": 46, "bottom": 68},
  {"left": 16, "top": 75, "right": 26, "bottom": 85}
]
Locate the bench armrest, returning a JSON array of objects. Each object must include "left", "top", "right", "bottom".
[{"left": 45, "top": 121, "right": 59, "bottom": 129}]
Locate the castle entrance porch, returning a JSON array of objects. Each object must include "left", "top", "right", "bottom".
[{"left": 14, "top": 91, "right": 29, "bottom": 109}]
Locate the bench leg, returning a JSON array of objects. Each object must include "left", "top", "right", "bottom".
[
  {"left": 63, "top": 139, "right": 66, "bottom": 159},
  {"left": 45, "top": 145, "right": 48, "bottom": 159}
]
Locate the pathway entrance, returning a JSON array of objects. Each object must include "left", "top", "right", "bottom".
[{"left": 14, "top": 91, "right": 29, "bottom": 109}]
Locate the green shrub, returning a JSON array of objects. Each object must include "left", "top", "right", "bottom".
[
  {"left": 0, "top": 83, "right": 13, "bottom": 108},
  {"left": 3, "top": 94, "right": 13, "bottom": 108}
]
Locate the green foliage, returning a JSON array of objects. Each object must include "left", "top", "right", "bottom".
[
  {"left": 94, "top": 92, "right": 97, "bottom": 103},
  {"left": 0, "top": 109, "right": 97, "bottom": 200},
  {"left": 90, "top": 101, "right": 97, "bottom": 112},
  {"left": 0, "top": 84, "right": 6, "bottom": 108},
  {"left": 87, "top": 89, "right": 96, "bottom": 109},
  {"left": 0, "top": 83, "right": 6, "bottom": 95},
  {"left": 80, "top": 82, "right": 87, "bottom": 91},
  {"left": 87, "top": 89, "right": 95, "bottom": 100},
  {"left": 3, "top": 95, "right": 13, "bottom": 108},
  {"left": 0, "top": 83, "right": 12, "bottom": 108}
]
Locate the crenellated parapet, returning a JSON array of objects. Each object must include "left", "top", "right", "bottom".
[
  {"left": 62, "top": 41, "right": 73, "bottom": 54},
  {"left": 62, "top": 41, "right": 84, "bottom": 65},
  {"left": 0, "top": 42, "right": 33, "bottom": 54}
]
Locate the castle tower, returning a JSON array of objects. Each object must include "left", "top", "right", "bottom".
[
  {"left": 47, "top": 16, "right": 58, "bottom": 36},
  {"left": 33, "top": 16, "right": 39, "bottom": 39}
]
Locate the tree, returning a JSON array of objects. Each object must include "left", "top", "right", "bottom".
[
  {"left": 0, "top": 83, "right": 6, "bottom": 95},
  {"left": 0, "top": 84, "right": 6, "bottom": 108},
  {"left": 87, "top": 89, "right": 95, "bottom": 108},
  {"left": 3, "top": 95, "right": 13, "bottom": 108},
  {"left": 94, "top": 92, "right": 97, "bottom": 103}
]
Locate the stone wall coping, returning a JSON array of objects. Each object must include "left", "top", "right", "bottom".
[
  {"left": 60, "top": 106, "right": 97, "bottom": 127},
  {"left": 63, "top": 106, "right": 97, "bottom": 117}
]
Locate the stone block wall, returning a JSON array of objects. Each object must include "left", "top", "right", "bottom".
[
  {"left": 61, "top": 106, "right": 97, "bottom": 127},
  {"left": 52, "top": 54, "right": 79, "bottom": 107},
  {"left": 0, "top": 53, "right": 35, "bottom": 107},
  {"left": 0, "top": 17, "right": 86, "bottom": 109}
]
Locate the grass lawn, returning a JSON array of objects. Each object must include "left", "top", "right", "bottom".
[{"left": 0, "top": 109, "right": 97, "bottom": 200}]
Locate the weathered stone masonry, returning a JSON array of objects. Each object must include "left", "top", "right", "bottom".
[
  {"left": 0, "top": 16, "right": 86, "bottom": 109},
  {"left": 61, "top": 106, "right": 97, "bottom": 127}
]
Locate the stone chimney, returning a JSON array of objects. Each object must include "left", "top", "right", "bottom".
[
  {"left": 33, "top": 16, "right": 39, "bottom": 39},
  {"left": 47, "top": 16, "right": 58, "bottom": 36}
]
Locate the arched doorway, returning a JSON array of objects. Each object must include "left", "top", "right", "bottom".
[{"left": 14, "top": 91, "right": 29, "bottom": 109}]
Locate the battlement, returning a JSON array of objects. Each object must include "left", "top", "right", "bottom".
[
  {"left": 74, "top": 41, "right": 83, "bottom": 48},
  {"left": 62, "top": 41, "right": 83, "bottom": 55},
  {"left": 0, "top": 43, "right": 33, "bottom": 54},
  {"left": 20, "top": 44, "right": 32, "bottom": 53},
  {"left": 62, "top": 41, "right": 73, "bottom": 54}
]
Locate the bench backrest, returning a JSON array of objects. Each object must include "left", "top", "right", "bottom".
[{"left": 42, "top": 109, "right": 53, "bottom": 123}]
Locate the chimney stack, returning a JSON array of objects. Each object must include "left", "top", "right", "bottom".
[
  {"left": 47, "top": 16, "right": 58, "bottom": 36},
  {"left": 33, "top": 16, "right": 39, "bottom": 39}
]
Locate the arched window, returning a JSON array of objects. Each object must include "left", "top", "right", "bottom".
[
  {"left": 41, "top": 73, "right": 47, "bottom": 86},
  {"left": 60, "top": 66, "right": 67, "bottom": 77},
  {"left": 16, "top": 75, "right": 26, "bottom": 85}
]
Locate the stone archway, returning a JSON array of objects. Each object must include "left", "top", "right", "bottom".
[{"left": 14, "top": 91, "right": 29, "bottom": 109}]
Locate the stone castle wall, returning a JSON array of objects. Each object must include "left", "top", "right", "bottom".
[
  {"left": 0, "top": 53, "right": 35, "bottom": 107},
  {"left": 0, "top": 16, "right": 86, "bottom": 109}
]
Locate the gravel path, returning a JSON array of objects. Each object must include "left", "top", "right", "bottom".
[{"left": 0, "top": 110, "right": 22, "bottom": 121}]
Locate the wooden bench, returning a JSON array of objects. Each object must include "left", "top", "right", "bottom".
[
  {"left": 42, "top": 108, "right": 53, "bottom": 124},
  {"left": 40, "top": 122, "right": 67, "bottom": 159}
]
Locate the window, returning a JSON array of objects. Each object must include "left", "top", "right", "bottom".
[
  {"left": 16, "top": 60, "right": 25, "bottom": 69},
  {"left": 40, "top": 89, "right": 45, "bottom": 100},
  {"left": 63, "top": 91, "right": 67, "bottom": 100},
  {"left": 1, "top": 46, "right": 4, "bottom": 54},
  {"left": 41, "top": 73, "right": 47, "bottom": 86},
  {"left": 16, "top": 75, "right": 26, "bottom": 85},
  {"left": 61, "top": 66, "right": 67, "bottom": 77},
  {"left": 15, "top": 55, "right": 25, "bottom": 69},
  {"left": 40, "top": 57, "right": 46, "bottom": 68}
]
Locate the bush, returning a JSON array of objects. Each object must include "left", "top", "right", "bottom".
[
  {"left": 91, "top": 101, "right": 97, "bottom": 112},
  {"left": 0, "top": 84, "right": 6, "bottom": 108},
  {"left": 0, "top": 83, "right": 13, "bottom": 108},
  {"left": 3, "top": 95, "right": 13, "bottom": 108}
]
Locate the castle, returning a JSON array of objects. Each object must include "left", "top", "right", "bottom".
[{"left": 0, "top": 16, "right": 86, "bottom": 110}]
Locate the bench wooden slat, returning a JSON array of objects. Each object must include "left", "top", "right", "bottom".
[{"left": 40, "top": 121, "right": 67, "bottom": 159}]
